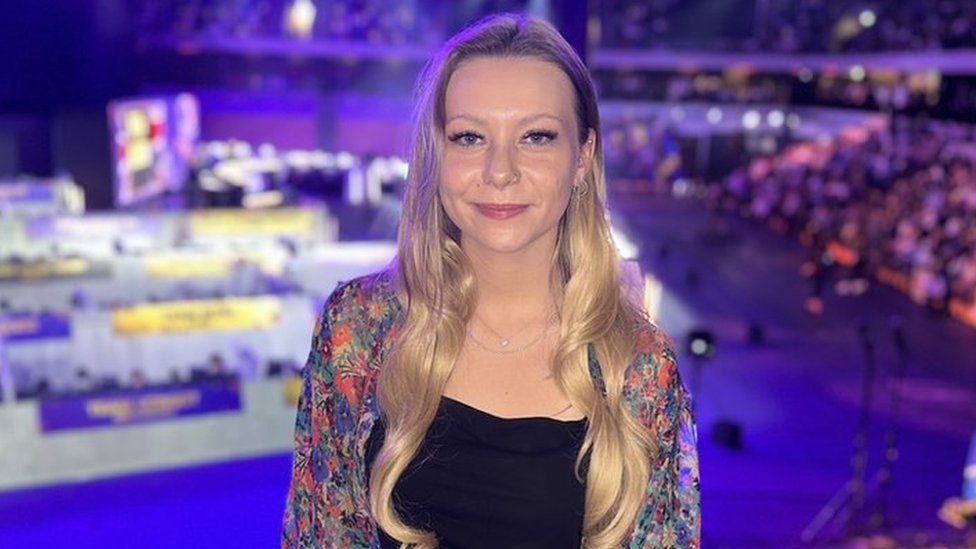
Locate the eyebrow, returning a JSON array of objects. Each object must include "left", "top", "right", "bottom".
[{"left": 446, "top": 113, "right": 564, "bottom": 125}]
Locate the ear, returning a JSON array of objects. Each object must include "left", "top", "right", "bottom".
[{"left": 574, "top": 128, "right": 596, "bottom": 185}]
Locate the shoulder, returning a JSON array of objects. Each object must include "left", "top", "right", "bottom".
[
  {"left": 310, "top": 270, "right": 400, "bottom": 366},
  {"left": 323, "top": 270, "right": 399, "bottom": 316},
  {"left": 628, "top": 317, "right": 679, "bottom": 383},
  {"left": 621, "top": 318, "right": 684, "bottom": 427},
  {"left": 306, "top": 271, "right": 400, "bottom": 405},
  {"left": 318, "top": 270, "right": 401, "bottom": 333}
]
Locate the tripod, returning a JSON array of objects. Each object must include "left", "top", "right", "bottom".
[
  {"left": 870, "top": 320, "right": 909, "bottom": 531},
  {"left": 801, "top": 320, "right": 909, "bottom": 543}
]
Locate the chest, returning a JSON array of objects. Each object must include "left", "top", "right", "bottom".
[
  {"left": 366, "top": 395, "right": 588, "bottom": 548},
  {"left": 441, "top": 332, "right": 585, "bottom": 421}
]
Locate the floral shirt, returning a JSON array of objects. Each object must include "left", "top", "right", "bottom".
[{"left": 282, "top": 273, "right": 700, "bottom": 548}]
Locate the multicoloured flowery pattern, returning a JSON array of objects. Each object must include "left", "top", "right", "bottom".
[{"left": 282, "top": 273, "right": 700, "bottom": 548}]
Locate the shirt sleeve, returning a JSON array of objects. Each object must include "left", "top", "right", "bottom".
[
  {"left": 281, "top": 295, "right": 332, "bottom": 547},
  {"left": 281, "top": 282, "right": 375, "bottom": 548},
  {"left": 627, "top": 328, "right": 701, "bottom": 548}
]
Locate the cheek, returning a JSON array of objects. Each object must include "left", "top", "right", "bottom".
[
  {"left": 536, "top": 147, "right": 577, "bottom": 181},
  {"left": 537, "top": 162, "right": 576, "bottom": 203},
  {"left": 438, "top": 156, "right": 477, "bottom": 195},
  {"left": 553, "top": 186, "right": 573, "bottom": 218}
]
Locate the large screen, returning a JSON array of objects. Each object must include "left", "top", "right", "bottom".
[{"left": 108, "top": 94, "right": 200, "bottom": 207}]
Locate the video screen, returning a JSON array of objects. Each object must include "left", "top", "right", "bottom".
[{"left": 108, "top": 94, "right": 199, "bottom": 207}]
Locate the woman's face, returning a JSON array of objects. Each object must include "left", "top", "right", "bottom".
[{"left": 438, "top": 56, "right": 594, "bottom": 259}]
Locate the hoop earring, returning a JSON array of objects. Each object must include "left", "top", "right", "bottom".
[{"left": 572, "top": 182, "right": 588, "bottom": 200}]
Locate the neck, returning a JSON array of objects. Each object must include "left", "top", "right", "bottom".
[{"left": 464, "top": 240, "right": 558, "bottom": 325}]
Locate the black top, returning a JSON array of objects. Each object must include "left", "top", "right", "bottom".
[{"left": 365, "top": 396, "right": 588, "bottom": 549}]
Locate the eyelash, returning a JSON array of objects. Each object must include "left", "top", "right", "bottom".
[
  {"left": 525, "top": 130, "right": 558, "bottom": 145},
  {"left": 447, "top": 131, "right": 482, "bottom": 147},
  {"left": 446, "top": 130, "right": 559, "bottom": 147}
]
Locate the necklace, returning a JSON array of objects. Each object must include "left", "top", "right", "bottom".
[{"left": 467, "top": 311, "right": 557, "bottom": 355}]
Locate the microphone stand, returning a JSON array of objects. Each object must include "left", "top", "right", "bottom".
[
  {"left": 801, "top": 323, "right": 878, "bottom": 543},
  {"left": 847, "top": 323, "right": 876, "bottom": 536},
  {"left": 871, "top": 318, "right": 908, "bottom": 530}
]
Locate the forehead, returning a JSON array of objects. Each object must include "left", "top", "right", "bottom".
[{"left": 444, "top": 56, "right": 577, "bottom": 123}]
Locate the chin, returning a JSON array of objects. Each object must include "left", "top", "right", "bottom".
[
  {"left": 466, "top": 237, "right": 528, "bottom": 255},
  {"left": 462, "top": 227, "right": 553, "bottom": 256}
]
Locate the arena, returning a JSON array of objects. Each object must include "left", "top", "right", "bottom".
[{"left": 1, "top": 1, "right": 974, "bottom": 547}]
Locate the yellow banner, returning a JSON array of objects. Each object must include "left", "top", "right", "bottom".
[
  {"left": 188, "top": 208, "right": 315, "bottom": 236},
  {"left": 0, "top": 258, "right": 104, "bottom": 280},
  {"left": 145, "top": 255, "right": 233, "bottom": 279},
  {"left": 113, "top": 297, "right": 282, "bottom": 335},
  {"left": 283, "top": 376, "right": 303, "bottom": 406}
]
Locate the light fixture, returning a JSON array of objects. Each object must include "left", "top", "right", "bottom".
[
  {"left": 742, "top": 110, "right": 761, "bottom": 130},
  {"left": 285, "top": 0, "right": 316, "bottom": 39},
  {"left": 858, "top": 9, "right": 876, "bottom": 28},
  {"left": 707, "top": 107, "right": 723, "bottom": 125}
]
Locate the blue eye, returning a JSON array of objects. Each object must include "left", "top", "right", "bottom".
[
  {"left": 524, "top": 130, "right": 558, "bottom": 145},
  {"left": 448, "top": 132, "right": 483, "bottom": 147}
]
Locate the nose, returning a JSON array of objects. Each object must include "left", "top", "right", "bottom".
[{"left": 483, "top": 144, "right": 519, "bottom": 189}]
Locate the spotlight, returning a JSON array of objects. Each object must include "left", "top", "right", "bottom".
[
  {"left": 742, "top": 110, "right": 761, "bottom": 130},
  {"left": 767, "top": 110, "right": 785, "bottom": 128},
  {"left": 707, "top": 107, "right": 723, "bottom": 125},
  {"left": 686, "top": 329, "right": 715, "bottom": 360},
  {"left": 684, "top": 327, "right": 742, "bottom": 450},
  {"left": 285, "top": 0, "right": 317, "bottom": 39},
  {"left": 711, "top": 420, "right": 743, "bottom": 450},
  {"left": 858, "top": 10, "right": 876, "bottom": 28},
  {"left": 335, "top": 151, "right": 355, "bottom": 170},
  {"left": 849, "top": 65, "right": 866, "bottom": 82}
]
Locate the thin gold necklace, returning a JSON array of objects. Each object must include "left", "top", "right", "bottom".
[{"left": 467, "top": 311, "right": 557, "bottom": 355}]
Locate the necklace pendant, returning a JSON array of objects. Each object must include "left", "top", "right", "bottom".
[{"left": 500, "top": 339, "right": 510, "bottom": 347}]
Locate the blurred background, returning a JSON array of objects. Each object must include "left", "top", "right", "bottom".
[{"left": 1, "top": 0, "right": 975, "bottom": 547}]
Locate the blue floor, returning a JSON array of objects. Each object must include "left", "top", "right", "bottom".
[
  {"left": 621, "top": 195, "right": 975, "bottom": 547},
  {"left": 0, "top": 453, "right": 292, "bottom": 549}
]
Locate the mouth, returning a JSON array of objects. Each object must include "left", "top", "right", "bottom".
[{"left": 474, "top": 203, "right": 529, "bottom": 220}]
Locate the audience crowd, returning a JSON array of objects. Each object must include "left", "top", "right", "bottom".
[
  {"left": 708, "top": 117, "right": 976, "bottom": 310},
  {"left": 598, "top": 0, "right": 976, "bottom": 52},
  {"left": 11, "top": 351, "right": 301, "bottom": 401},
  {"left": 136, "top": 0, "right": 976, "bottom": 53},
  {"left": 602, "top": 115, "right": 686, "bottom": 184},
  {"left": 137, "top": 0, "right": 444, "bottom": 46}
]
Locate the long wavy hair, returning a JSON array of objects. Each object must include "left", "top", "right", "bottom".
[{"left": 369, "top": 13, "right": 652, "bottom": 548}]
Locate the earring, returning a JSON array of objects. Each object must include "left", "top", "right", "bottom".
[{"left": 573, "top": 182, "right": 588, "bottom": 200}]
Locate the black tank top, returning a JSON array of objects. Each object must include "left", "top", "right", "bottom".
[{"left": 365, "top": 396, "right": 588, "bottom": 548}]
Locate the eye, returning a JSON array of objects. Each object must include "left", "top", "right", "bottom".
[
  {"left": 447, "top": 131, "right": 483, "bottom": 147},
  {"left": 523, "top": 130, "right": 558, "bottom": 146}
]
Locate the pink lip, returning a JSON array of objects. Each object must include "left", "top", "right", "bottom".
[{"left": 474, "top": 203, "right": 529, "bottom": 220}]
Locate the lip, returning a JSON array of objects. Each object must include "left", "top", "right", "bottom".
[{"left": 474, "top": 203, "right": 529, "bottom": 220}]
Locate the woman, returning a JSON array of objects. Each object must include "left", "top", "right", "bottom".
[{"left": 283, "top": 13, "right": 699, "bottom": 548}]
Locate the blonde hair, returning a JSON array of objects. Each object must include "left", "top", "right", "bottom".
[{"left": 370, "top": 13, "right": 652, "bottom": 548}]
